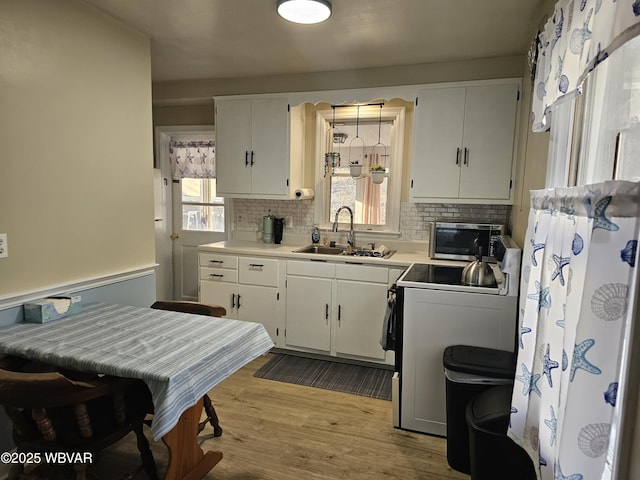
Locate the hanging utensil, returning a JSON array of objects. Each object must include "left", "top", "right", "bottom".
[
  {"left": 324, "top": 105, "right": 341, "bottom": 177},
  {"left": 348, "top": 105, "right": 365, "bottom": 177},
  {"left": 370, "top": 104, "right": 387, "bottom": 165}
]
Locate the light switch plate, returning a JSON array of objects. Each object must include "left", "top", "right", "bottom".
[{"left": 0, "top": 233, "right": 7, "bottom": 258}]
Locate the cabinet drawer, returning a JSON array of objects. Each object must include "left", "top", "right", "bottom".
[
  {"left": 199, "top": 253, "right": 238, "bottom": 269},
  {"left": 200, "top": 267, "right": 238, "bottom": 283},
  {"left": 238, "top": 257, "right": 279, "bottom": 287},
  {"left": 287, "top": 260, "right": 335, "bottom": 279},
  {"left": 335, "top": 264, "right": 388, "bottom": 283}
]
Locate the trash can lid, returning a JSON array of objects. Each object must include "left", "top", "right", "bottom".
[
  {"left": 465, "top": 384, "right": 513, "bottom": 433},
  {"left": 443, "top": 345, "right": 516, "bottom": 379}
]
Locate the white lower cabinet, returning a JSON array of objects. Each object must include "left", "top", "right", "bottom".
[
  {"left": 335, "top": 280, "right": 388, "bottom": 360},
  {"left": 199, "top": 253, "right": 282, "bottom": 344},
  {"left": 285, "top": 276, "right": 332, "bottom": 352},
  {"left": 199, "top": 251, "right": 397, "bottom": 364},
  {"left": 285, "top": 260, "right": 392, "bottom": 364}
]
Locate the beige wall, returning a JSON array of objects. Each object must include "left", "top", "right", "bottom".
[
  {"left": 509, "top": 67, "right": 550, "bottom": 246},
  {"left": 153, "top": 55, "right": 525, "bottom": 107},
  {"left": 0, "top": 0, "right": 155, "bottom": 298}
]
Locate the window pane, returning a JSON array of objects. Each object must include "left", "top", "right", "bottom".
[
  {"left": 327, "top": 120, "right": 391, "bottom": 227},
  {"left": 182, "top": 205, "right": 224, "bottom": 232},
  {"left": 181, "top": 178, "right": 223, "bottom": 203},
  {"left": 182, "top": 178, "right": 203, "bottom": 202},
  {"left": 577, "top": 35, "right": 640, "bottom": 184},
  {"left": 329, "top": 175, "right": 387, "bottom": 225},
  {"left": 181, "top": 178, "right": 224, "bottom": 232}
]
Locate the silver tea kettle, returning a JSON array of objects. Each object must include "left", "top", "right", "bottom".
[{"left": 461, "top": 246, "right": 496, "bottom": 286}]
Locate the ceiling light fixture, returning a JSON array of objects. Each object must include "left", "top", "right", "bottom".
[{"left": 277, "top": 0, "right": 332, "bottom": 24}]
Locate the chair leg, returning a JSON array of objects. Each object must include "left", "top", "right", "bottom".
[
  {"left": 133, "top": 424, "right": 158, "bottom": 480},
  {"left": 198, "top": 394, "right": 223, "bottom": 437},
  {"left": 73, "top": 462, "right": 87, "bottom": 480},
  {"left": 7, "top": 463, "right": 23, "bottom": 480}
]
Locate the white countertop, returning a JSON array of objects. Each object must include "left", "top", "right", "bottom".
[{"left": 197, "top": 240, "right": 430, "bottom": 268}]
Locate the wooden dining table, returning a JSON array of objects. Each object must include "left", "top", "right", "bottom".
[{"left": 0, "top": 302, "right": 274, "bottom": 480}]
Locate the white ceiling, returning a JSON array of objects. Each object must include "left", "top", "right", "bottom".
[{"left": 82, "top": 0, "right": 545, "bottom": 83}]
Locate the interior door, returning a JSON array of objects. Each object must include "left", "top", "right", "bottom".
[
  {"left": 171, "top": 179, "right": 225, "bottom": 301},
  {"left": 154, "top": 126, "right": 225, "bottom": 303}
]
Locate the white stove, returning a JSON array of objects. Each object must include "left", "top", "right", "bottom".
[{"left": 392, "top": 236, "right": 521, "bottom": 436}]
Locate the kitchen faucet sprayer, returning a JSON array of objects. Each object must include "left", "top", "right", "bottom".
[{"left": 333, "top": 206, "right": 355, "bottom": 248}]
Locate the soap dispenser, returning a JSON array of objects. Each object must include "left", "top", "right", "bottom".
[{"left": 311, "top": 225, "right": 321, "bottom": 244}]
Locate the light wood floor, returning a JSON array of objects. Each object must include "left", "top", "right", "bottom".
[{"left": 94, "top": 353, "right": 470, "bottom": 480}]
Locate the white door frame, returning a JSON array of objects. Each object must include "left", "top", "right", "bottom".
[{"left": 154, "top": 125, "right": 229, "bottom": 301}]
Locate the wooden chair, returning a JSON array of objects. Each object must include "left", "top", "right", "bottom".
[
  {"left": 0, "top": 356, "right": 158, "bottom": 480},
  {"left": 150, "top": 300, "right": 225, "bottom": 437}
]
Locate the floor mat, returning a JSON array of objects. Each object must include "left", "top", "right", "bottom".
[{"left": 253, "top": 354, "right": 393, "bottom": 400}]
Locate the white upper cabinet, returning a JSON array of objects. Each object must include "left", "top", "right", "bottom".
[
  {"left": 410, "top": 81, "right": 520, "bottom": 203},
  {"left": 215, "top": 96, "right": 303, "bottom": 198}
]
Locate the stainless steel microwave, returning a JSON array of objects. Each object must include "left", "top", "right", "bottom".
[{"left": 429, "top": 222, "right": 505, "bottom": 261}]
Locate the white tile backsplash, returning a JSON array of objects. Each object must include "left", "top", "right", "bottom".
[{"left": 232, "top": 199, "right": 510, "bottom": 243}]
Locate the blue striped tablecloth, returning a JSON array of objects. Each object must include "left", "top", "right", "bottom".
[{"left": 0, "top": 303, "right": 274, "bottom": 440}]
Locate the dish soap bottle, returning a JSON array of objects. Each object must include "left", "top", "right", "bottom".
[{"left": 311, "top": 225, "right": 320, "bottom": 244}]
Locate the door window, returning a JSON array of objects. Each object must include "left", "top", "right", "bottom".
[{"left": 181, "top": 178, "right": 224, "bottom": 232}]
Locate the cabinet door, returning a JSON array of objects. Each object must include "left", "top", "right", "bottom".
[
  {"left": 250, "top": 98, "right": 290, "bottom": 196},
  {"left": 200, "top": 281, "right": 239, "bottom": 319},
  {"left": 215, "top": 99, "right": 252, "bottom": 195},
  {"left": 237, "top": 284, "right": 279, "bottom": 343},
  {"left": 285, "top": 276, "right": 332, "bottom": 352},
  {"left": 411, "top": 87, "right": 465, "bottom": 199},
  {"left": 459, "top": 84, "right": 518, "bottom": 200},
  {"left": 335, "top": 280, "right": 388, "bottom": 360}
]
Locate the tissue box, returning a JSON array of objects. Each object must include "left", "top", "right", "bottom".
[{"left": 24, "top": 295, "right": 82, "bottom": 323}]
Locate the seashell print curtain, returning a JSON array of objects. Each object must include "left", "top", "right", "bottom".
[
  {"left": 169, "top": 140, "right": 215, "bottom": 179},
  {"left": 531, "top": 0, "right": 640, "bottom": 132},
  {"left": 509, "top": 181, "right": 640, "bottom": 479}
]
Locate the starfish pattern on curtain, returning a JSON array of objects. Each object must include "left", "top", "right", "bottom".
[
  {"left": 509, "top": 181, "right": 640, "bottom": 480},
  {"left": 531, "top": 0, "right": 640, "bottom": 132}
]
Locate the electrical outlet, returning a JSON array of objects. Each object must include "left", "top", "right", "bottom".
[{"left": 0, "top": 233, "right": 7, "bottom": 258}]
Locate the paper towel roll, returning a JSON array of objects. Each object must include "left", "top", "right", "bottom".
[{"left": 294, "top": 188, "right": 314, "bottom": 200}]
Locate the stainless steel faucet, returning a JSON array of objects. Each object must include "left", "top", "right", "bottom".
[{"left": 332, "top": 206, "right": 355, "bottom": 248}]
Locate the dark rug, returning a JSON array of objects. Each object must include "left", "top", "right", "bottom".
[{"left": 253, "top": 354, "right": 392, "bottom": 400}]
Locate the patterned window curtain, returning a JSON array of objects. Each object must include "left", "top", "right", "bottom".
[
  {"left": 509, "top": 181, "right": 640, "bottom": 480},
  {"left": 531, "top": 0, "right": 640, "bottom": 132},
  {"left": 169, "top": 140, "right": 215, "bottom": 179}
]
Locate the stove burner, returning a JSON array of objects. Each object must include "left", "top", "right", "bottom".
[{"left": 401, "top": 264, "right": 498, "bottom": 289}]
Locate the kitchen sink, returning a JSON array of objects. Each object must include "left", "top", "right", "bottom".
[
  {"left": 292, "top": 245, "right": 396, "bottom": 259},
  {"left": 293, "top": 245, "right": 345, "bottom": 255}
]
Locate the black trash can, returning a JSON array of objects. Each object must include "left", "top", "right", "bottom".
[
  {"left": 442, "top": 345, "right": 515, "bottom": 474},
  {"left": 466, "top": 385, "right": 536, "bottom": 480}
]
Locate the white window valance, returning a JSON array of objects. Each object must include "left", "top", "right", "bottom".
[
  {"left": 169, "top": 140, "right": 215, "bottom": 179},
  {"left": 531, "top": 0, "right": 640, "bottom": 132}
]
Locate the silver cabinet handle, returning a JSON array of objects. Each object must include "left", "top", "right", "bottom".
[
  {"left": 456, "top": 147, "right": 461, "bottom": 165},
  {"left": 209, "top": 259, "right": 223, "bottom": 264},
  {"left": 250, "top": 150, "right": 255, "bottom": 166},
  {"left": 249, "top": 263, "right": 264, "bottom": 268},
  {"left": 231, "top": 293, "right": 235, "bottom": 309},
  {"left": 245, "top": 151, "right": 249, "bottom": 166},
  {"left": 237, "top": 294, "right": 241, "bottom": 309},
  {"left": 209, "top": 273, "right": 224, "bottom": 278},
  {"left": 325, "top": 304, "right": 329, "bottom": 320},
  {"left": 463, "top": 147, "right": 469, "bottom": 166}
]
